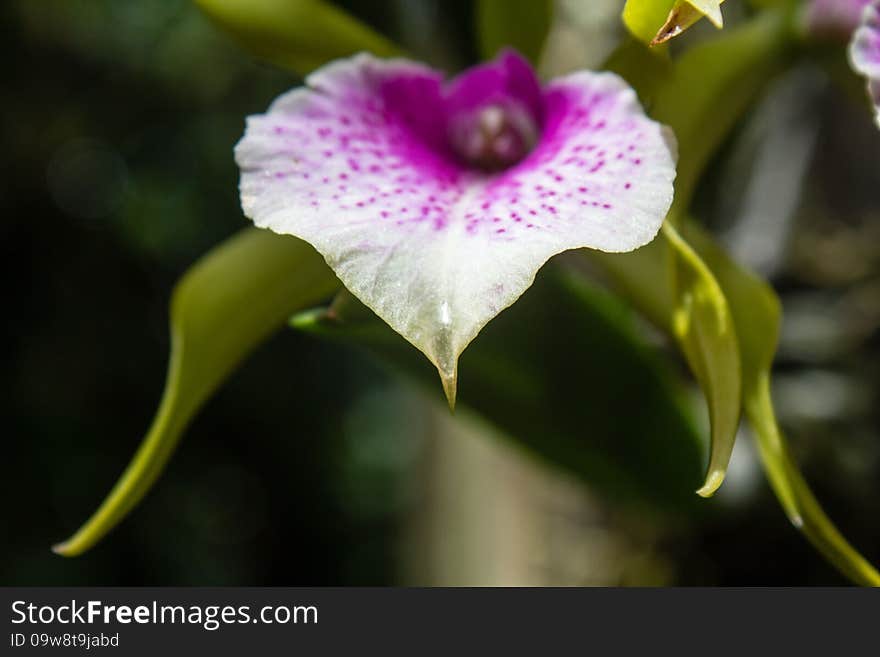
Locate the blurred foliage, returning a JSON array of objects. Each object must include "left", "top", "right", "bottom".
[
  {"left": 1, "top": 0, "right": 402, "bottom": 585},
  {"left": 193, "top": 0, "right": 399, "bottom": 74},
  {"left": 663, "top": 223, "right": 742, "bottom": 498},
  {"left": 476, "top": 0, "right": 553, "bottom": 63}
]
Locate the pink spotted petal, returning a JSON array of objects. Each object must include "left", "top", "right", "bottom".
[
  {"left": 850, "top": 1, "right": 880, "bottom": 127},
  {"left": 236, "top": 54, "right": 676, "bottom": 400}
]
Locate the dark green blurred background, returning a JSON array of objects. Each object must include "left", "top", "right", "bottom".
[{"left": 2, "top": 0, "right": 879, "bottom": 586}]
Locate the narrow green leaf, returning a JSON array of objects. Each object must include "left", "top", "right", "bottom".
[
  {"left": 53, "top": 228, "right": 339, "bottom": 556},
  {"left": 294, "top": 266, "right": 707, "bottom": 512},
  {"left": 662, "top": 222, "right": 741, "bottom": 496},
  {"left": 593, "top": 25, "right": 782, "bottom": 495},
  {"left": 682, "top": 223, "right": 880, "bottom": 586},
  {"left": 193, "top": 0, "right": 400, "bottom": 75},
  {"left": 592, "top": 224, "right": 880, "bottom": 584},
  {"left": 476, "top": 0, "right": 553, "bottom": 63},
  {"left": 608, "top": 5, "right": 877, "bottom": 584},
  {"left": 591, "top": 226, "right": 742, "bottom": 496}
]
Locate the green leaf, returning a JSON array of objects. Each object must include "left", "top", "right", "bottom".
[
  {"left": 662, "top": 222, "right": 741, "bottom": 496},
  {"left": 53, "top": 228, "right": 339, "bottom": 556},
  {"left": 607, "top": 6, "right": 878, "bottom": 583},
  {"left": 294, "top": 265, "right": 707, "bottom": 512},
  {"left": 682, "top": 223, "right": 880, "bottom": 586},
  {"left": 596, "top": 225, "right": 742, "bottom": 496},
  {"left": 193, "top": 0, "right": 400, "bottom": 75},
  {"left": 476, "top": 0, "right": 553, "bottom": 63},
  {"left": 592, "top": 224, "right": 880, "bottom": 584}
]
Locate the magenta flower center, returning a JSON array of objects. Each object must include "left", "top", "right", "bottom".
[
  {"left": 387, "top": 50, "right": 546, "bottom": 174},
  {"left": 441, "top": 53, "right": 544, "bottom": 173},
  {"left": 448, "top": 102, "right": 539, "bottom": 172}
]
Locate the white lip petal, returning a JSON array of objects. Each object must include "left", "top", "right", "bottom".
[{"left": 235, "top": 54, "right": 676, "bottom": 401}]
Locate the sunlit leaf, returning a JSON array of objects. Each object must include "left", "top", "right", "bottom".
[
  {"left": 193, "top": 0, "right": 400, "bottom": 75},
  {"left": 476, "top": 0, "right": 553, "bottom": 63},
  {"left": 590, "top": 226, "right": 740, "bottom": 496},
  {"left": 594, "top": 11, "right": 784, "bottom": 492},
  {"left": 592, "top": 223, "right": 880, "bottom": 584},
  {"left": 682, "top": 222, "right": 880, "bottom": 586},
  {"left": 53, "top": 228, "right": 339, "bottom": 556},
  {"left": 606, "top": 5, "right": 878, "bottom": 583},
  {"left": 294, "top": 266, "right": 707, "bottom": 511},
  {"left": 662, "top": 222, "right": 741, "bottom": 496}
]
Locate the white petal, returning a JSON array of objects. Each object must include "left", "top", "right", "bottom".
[{"left": 236, "top": 55, "right": 676, "bottom": 401}]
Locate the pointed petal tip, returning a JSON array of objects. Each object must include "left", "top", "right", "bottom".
[
  {"left": 439, "top": 368, "right": 458, "bottom": 413},
  {"left": 696, "top": 469, "right": 726, "bottom": 498}
]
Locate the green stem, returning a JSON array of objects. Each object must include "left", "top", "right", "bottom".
[{"left": 746, "top": 375, "right": 880, "bottom": 586}]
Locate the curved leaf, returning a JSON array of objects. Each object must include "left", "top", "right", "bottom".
[
  {"left": 605, "top": 6, "right": 877, "bottom": 583},
  {"left": 682, "top": 222, "right": 880, "bottom": 586},
  {"left": 663, "top": 222, "right": 741, "bottom": 496},
  {"left": 592, "top": 223, "right": 880, "bottom": 584},
  {"left": 476, "top": 0, "right": 553, "bottom": 63},
  {"left": 53, "top": 228, "right": 339, "bottom": 556},
  {"left": 294, "top": 266, "right": 707, "bottom": 512},
  {"left": 591, "top": 225, "right": 740, "bottom": 496},
  {"left": 193, "top": 0, "right": 400, "bottom": 75}
]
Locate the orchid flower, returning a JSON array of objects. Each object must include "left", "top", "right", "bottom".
[
  {"left": 235, "top": 50, "right": 677, "bottom": 403},
  {"left": 850, "top": 0, "right": 880, "bottom": 127}
]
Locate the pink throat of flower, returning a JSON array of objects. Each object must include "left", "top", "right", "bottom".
[
  {"left": 382, "top": 49, "right": 545, "bottom": 174},
  {"left": 448, "top": 102, "right": 539, "bottom": 172},
  {"left": 443, "top": 50, "right": 544, "bottom": 173}
]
